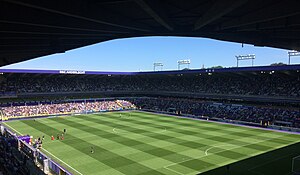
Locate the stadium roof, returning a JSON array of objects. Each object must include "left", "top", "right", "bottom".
[{"left": 1, "top": 0, "right": 300, "bottom": 67}]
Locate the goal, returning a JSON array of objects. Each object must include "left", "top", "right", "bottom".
[{"left": 292, "top": 155, "right": 300, "bottom": 175}]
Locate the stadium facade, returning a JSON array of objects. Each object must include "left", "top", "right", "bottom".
[{"left": 0, "top": 64, "right": 299, "bottom": 126}]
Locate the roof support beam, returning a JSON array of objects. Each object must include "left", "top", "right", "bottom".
[
  {"left": 0, "top": 20, "right": 130, "bottom": 34},
  {"left": 134, "top": 0, "right": 174, "bottom": 31},
  {"left": 218, "top": 0, "right": 300, "bottom": 30},
  {"left": 194, "top": 0, "right": 248, "bottom": 30},
  {"left": 236, "top": 16, "right": 300, "bottom": 31},
  {"left": 3, "top": 0, "right": 152, "bottom": 32},
  {"left": 0, "top": 2, "right": 132, "bottom": 34},
  {"left": 97, "top": 0, "right": 132, "bottom": 5},
  {"left": 0, "top": 30, "right": 114, "bottom": 37}
]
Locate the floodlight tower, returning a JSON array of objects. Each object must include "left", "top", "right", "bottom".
[
  {"left": 235, "top": 54, "right": 255, "bottom": 67},
  {"left": 177, "top": 59, "right": 191, "bottom": 70},
  {"left": 288, "top": 50, "right": 300, "bottom": 65},
  {"left": 153, "top": 62, "right": 163, "bottom": 71}
]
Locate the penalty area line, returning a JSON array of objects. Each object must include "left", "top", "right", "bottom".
[
  {"left": 164, "top": 135, "right": 286, "bottom": 175},
  {"left": 205, "top": 144, "right": 235, "bottom": 156}
]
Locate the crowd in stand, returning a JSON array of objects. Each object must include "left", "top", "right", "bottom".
[
  {"left": 0, "top": 130, "right": 43, "bottom": 175},
  {"left": 0, "top": 70, "right": 299, "bottom": 174},
  {"left": 130, "top": 98, "right": 300, "bottom": 128},
  {"left": 1, "top": 96, "right": 299, "bottom": 128},
  {"left": 1, "top": 73, "right": 299, "bottom": 97},
  {"left": 1, "top": 100, "right": 134, "bottom": 118},
  {"left": 116, "top": 100, "right": 135, "bottom": 108}
]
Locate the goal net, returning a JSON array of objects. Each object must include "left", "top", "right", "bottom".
[{"left": 292, "top": 155, "right": 300, "bottom": 174}]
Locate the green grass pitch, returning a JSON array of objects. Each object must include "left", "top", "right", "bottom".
[{"left": 3, "top": 111, "right": 300, "bottom": 175}]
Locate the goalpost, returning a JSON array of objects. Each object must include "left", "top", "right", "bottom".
[{"left": 292, "top": 155, "right": 300, "bottom": 174}]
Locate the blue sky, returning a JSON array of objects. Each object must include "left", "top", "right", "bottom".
[{"left": 1, "top": 36, "right": 297, "bottom": 71}]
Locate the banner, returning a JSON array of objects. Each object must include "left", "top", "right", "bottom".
[
  {"left": 0, "top": 125, "right": 4, "bottom": 135},
  {"left": 43, "top": 159, "right": 49, "bottom": 174},
  {"left": 18, "top": 135, "right": 31, "bottom": 144}
]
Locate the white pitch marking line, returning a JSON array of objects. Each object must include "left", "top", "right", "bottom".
[
  {"left": 164, "top": 135, "right": 286, "bottom": 174},
  {"left": 163, "top": 166, "right": 186, "bottom": 175},
  {"left": 4, "top": 123, "right": 84, "bottom": 175},
  {"left": 205, "top": 144, "right": 234, "bottom": 156},
  {"left": 4, "top": 122, "right": 22, "bottom": 135},
  {"left": 41, "top": 148, "right": 84, "bottom": 175}
]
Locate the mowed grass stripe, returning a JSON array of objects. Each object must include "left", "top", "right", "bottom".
[
  {"left": 50, "top": 115, "right": 197, "bottom": 163},
  {"left": 166, "top": 134, "right": 289, "bottom": 175},
  {"left": 3, "top": 121, "right": 111, "bottom": 175},
  {"left": 73, "top": 114, "right": 251, "bottom": 154},
  {"left": 109, "top": 112, "right": 249, "bottom": 135},
  {"left": 130, "top": 111, "right": 298, "bottom": 144},
  {"left": 91, "top": 112, "right": 279, "bottom": 144},
  {"left": 46, "top": 114, "right": 257, "bottom": 174},
  {"left": 51, "top": 113, "right": 290, "bottom": 171},
  {"left": 70, "top": 113, "right": 300, "bottom": 175},
  {"left": 20, "top": 119, "right": 165, "bottom": 175},
  {"left": 66, "top": 112, "right": 278, "bottom": 148},
  {"left": 4, "top": 111, "right": 300, "bottom": 175},
  {"left": 51, "top": 117, "right": 183, "bottom": 164},
  {"left": 86, "top": 113, "right": 271, "bottom": 145},
  {"left": 58, "top": 115, "right": 223, "bottom": 174},
  {"left": 56, "top": 113, "right": 285, "bottom": 172},
  {"left": 58, "top": 114, "right": 282, "bottom": 165},
  {"left": 115, "top": 112, "right": 291, "bottom": 143},
  {"left": 81, "top": 113, "right": 278, "bottom": 152},
  {"left": 131, "top": 111, "right": 298, "bottom": 140}
]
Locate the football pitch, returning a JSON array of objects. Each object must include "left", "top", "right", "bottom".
[{"left": 3, "top": 111, "right": 300, "bottom": 175}]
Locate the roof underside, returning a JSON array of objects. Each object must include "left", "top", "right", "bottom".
[{"left": 1, "top": 0, "right": 300, "bottom": 66}]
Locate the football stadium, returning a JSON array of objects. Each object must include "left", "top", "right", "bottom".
[
  {"left": 1, "top": 66, "right": 300, "bottom": 175},
  {"left": 1, "top": 1, "right": 300, "bottom": 175}
]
